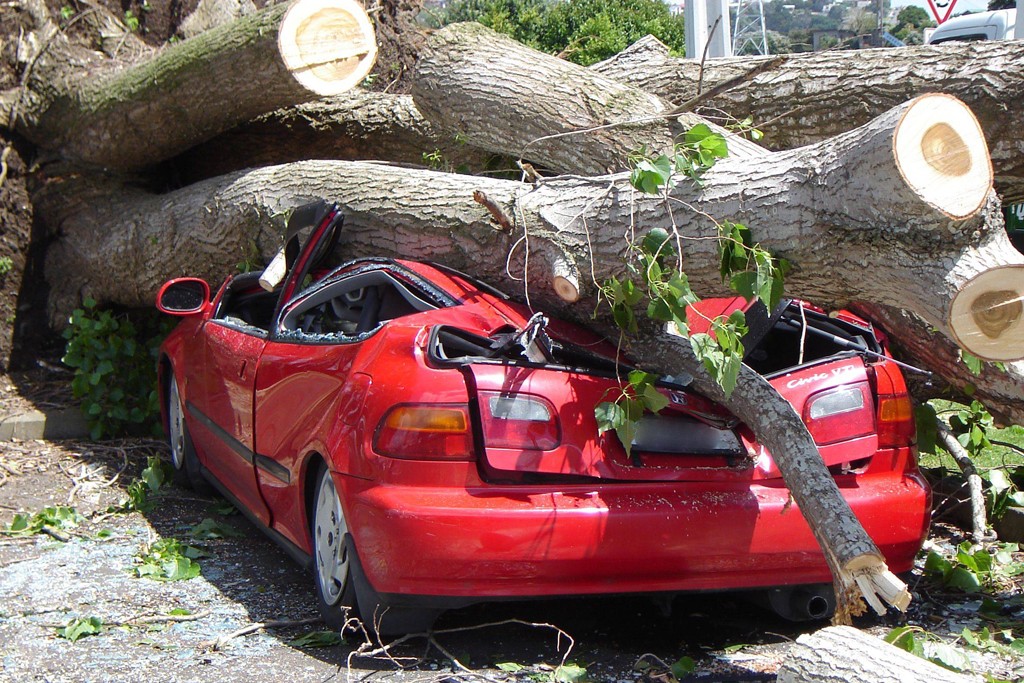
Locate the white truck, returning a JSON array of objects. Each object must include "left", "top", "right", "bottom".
[{"left": 925, "top": 8, "right": 1016, "bottom": 44}]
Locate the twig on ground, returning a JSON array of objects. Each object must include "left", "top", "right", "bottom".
[
  {"left": 203, "top": 616, "right": 323, "bottom": 651},
  {"left": 346, "top": 617, "right": 575, "bottom": 682}
]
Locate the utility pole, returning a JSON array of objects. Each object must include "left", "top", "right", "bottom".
[
  {"left": 685, "top": 0, "right": 733, "bottom": 58},
  {"left": 732, "top": 0, "right": 769, "bottom": 55}
]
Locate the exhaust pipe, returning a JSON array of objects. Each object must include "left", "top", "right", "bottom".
[{"left": 763, "top": 585, "right": 835, "bottom": 622}]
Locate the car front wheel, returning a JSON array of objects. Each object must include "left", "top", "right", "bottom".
[{"left": 166, "top": 373, "right": 211, "bottom": 494}]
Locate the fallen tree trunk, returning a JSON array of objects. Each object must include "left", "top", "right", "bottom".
[
  {"left": 2, "top": 0, "right": 306, "bottom": 169},
  {"left": 175, "top": 91, "right": 501, "bottom": 183},
  {"left": 851, "top": 303, "right": 1024, "bottom": 428},
  {"left": 0, "top": 0, "right": 377, "bottom": 170},
  {"left": 407, "top": 25, "right": 1024, "bottom": 362},
  {"left": 410, "top": 23, "right": 765, "bottom": 176},
  {"left": 777, "top": 626, "right": 979, "bottom": 683},
  {"left": 593, "top": 37, "right": 1024, "bottom": 202}
]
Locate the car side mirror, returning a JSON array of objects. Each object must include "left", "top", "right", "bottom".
[{"left": 157, "top": 278, "right": 210, "bottom": 315}]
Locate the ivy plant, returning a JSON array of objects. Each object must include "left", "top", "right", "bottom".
[{"left": 62, "top": 299, "right": 173, "bottom": 439}]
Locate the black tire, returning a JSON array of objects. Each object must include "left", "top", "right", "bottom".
[
  {"left": 166, "top": 373, "right": 213, "bottom": 494},
  {"left": 311, "top": 464, "right": 440, "bottom": 636},
  {"left": 311, "top": 465, "right": 359, "bottom": 630}
]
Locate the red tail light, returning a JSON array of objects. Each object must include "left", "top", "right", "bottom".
[
  {"left": 479, "top": 391, "right": 560, "bottom": 451},
  {"left": 374, "top": 404, "right": 474, "bottom": 460},
  {"left": 876, "top": 393, "right": 916, "bottom": 448},
  {"left": 802, "top": 383, "right": 874, "bottom": 445}
]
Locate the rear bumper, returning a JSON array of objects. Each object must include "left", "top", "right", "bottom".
[{"left": 342, "top": 470, "right": 930, "bottom": 600}]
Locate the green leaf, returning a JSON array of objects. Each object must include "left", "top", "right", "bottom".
[
  {"left": 884, "top": 626, "right": 920, "bottom": 654},
  {"left": 640, "top": 384, "right": 669, "bottom": 414},
  {"left": 642, "top": 228, "right": 676, "bottom": 260},
  {"left": 922, "top": 641, "right": 970, "bottom": 672},
  {"left": 595, "top": 401, "right": 625, "bottom": 434},
  {"left": 989, "top": 469, "right": 1013, "bottom": 494},
  {"left": 287, "top": 630, "right": 344, "bottom": 648},
  {"left": 553, "top": 663, "right": 588, "bottom": 682},
  {"left": 58, "top": 616, "right": 104, "bottom": 642},
  {"left": 924, "top": 551, "right": 952, "bottom": 577},
  {"left": 946, "top": 567, "right": 982, "bottom": 592},
  {"left": 683, "top": 123, "right": 715, "bottom": 146},
  {"left": 670, "top": 656, "right": 696, "bottom": 677},
  {"left": 962, "top": 351, "right": 983, "bottom": 376},
  {"left": 496, "top": 662, "right": 524, "bottom": 672},
  {"left": 189, "top": 518, "right": 243, "bottom": 540}
]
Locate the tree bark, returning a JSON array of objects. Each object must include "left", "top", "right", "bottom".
[
  {"left": 777, "top": 626, "right": 979, "bottom": 683},
  {"left": 593, "top": 37, "right": 1024, "bottom": 202},
  {"left": 175, "top": 91, "right": 502, "bottom": 183},
  {"left": 410, "top": 23, "right": 765, "bottom": 177},
  {"left": 936, "top": 421, "right": 990, "bottom": 544},
  {"left": 851, "top": 303, "right": 1024, "bottom": 429},
  {"left": 1, "top": 0, "right": 318, "bottom": 170}
]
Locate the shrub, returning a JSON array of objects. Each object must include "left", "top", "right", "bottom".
[{"left": 62, "top": 299, "right": 173, "bottom": 439}]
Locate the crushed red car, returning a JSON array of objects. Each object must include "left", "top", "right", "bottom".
[{"left": 156, "top": 200, "right": 930, "bottom": 633}]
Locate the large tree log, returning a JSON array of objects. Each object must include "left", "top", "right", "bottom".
[
  {"left": 410, "top": 23, "right": 765, "bottom": 177},
  {"left": 593, "top": 37, "right": 1024, "bottom": 202},
  {"left": 1, "top": 0, "right": 306, "bottom": 169},
  {"left": 175, "top": 91, "right": 502, "bottom": 183},
  {"left": 852, "top": 303, "right": 1024, "bottom": 428},
  {"left": 777, "top": 626, "right": 979, "bottom": 683},
  {"left": 408, "top": 24, "right": 1024, "bottom": 362},
  {"left": 0, "top": 0, "right": 378, "bottom": 170}
]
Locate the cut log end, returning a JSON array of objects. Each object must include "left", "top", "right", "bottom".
[
  {"left": 278, "top": 0, "right": 378, "bottom": 96},
  {"left": 551, "top": 255, "right": 581, "bottom": 303},
  {"left": 949, "top": 265, "right": 1024, "bottom": 361},
  {"left": 894, "top": 94, "right": 991, "bottom": 219}
]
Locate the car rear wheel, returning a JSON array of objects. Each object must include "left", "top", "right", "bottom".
[
  {"left": 166, "top": 373, "right": 212, "bottom": 494},
  {"left": 311, "top": 464, "right": 441, "bottom": 635},
  {"left": 312, "top": 465, "right": 357, "bottom": 629}
]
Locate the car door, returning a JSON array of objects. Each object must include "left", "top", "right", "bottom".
[{"left": 187, "top": 317, "right": 271, "bottom": 524}]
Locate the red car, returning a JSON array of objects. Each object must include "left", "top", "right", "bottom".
[{"left": 156, "top": 201, "right": 930, "bottom": 634}]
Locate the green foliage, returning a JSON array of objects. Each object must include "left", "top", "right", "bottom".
[
  {"left": 552, "top": 663, "right": 588, "bottom": 682},
  {"left": 108, "top": 456, "right": 172, "bottom": 514},
  {"left": 189, "top": 518, "right": 243, "bottom": 540},
  {"left": 895, "top": 5, "right": 933, "bottom": 29},
  {"left": 426, "top": 0, "right": 686, "bottom": 65},
  {"left": 57, "top": 616, "right": 104, "bottom": 642},
  {"left": 950, "top": 400, "right": 995, "bottom": 456},
  {"left": 960, "top": 625, "right": 1024, "bottom": 659},
  {"left": 595, "top": 128, "right": 786, "bottom": 455},
  {"left": 133, "top": 538, "right": 204, "bottom": 581},
  {"left": 5, "top": 506, "right": 84, "bottom": 537},
  {"left": 628, "top": 125, "right": 729, "bottom": 194},
  {"left": 124, "top": 10, "right": 140, "bottom": 31},
  {"left": 59, "top": 5, "right": 75, "bottom": 20},
  {"left": 885, "top": 626, "right": 971, "bottom": 673},
  {"left": 670, "top": 656, "right": 696, "bottom": 678},
  {"left": 924, "top": 542, "right": 1024, "bottom": 593},
  {"left": 0, "top": 256, "right": 12, "bottom": 277},
  {"left": 986, "top": 467, "right": 1024, "bottom": 520},
  {"left": 288, "top": 630, "right": 345, "bottom": 648},
  {"left": 62, "top": 298, "right": 173, "bottom": 439}
]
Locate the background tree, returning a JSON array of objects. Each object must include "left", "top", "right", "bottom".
[
  {"left": 427, "top": 0, "right": 686, "bottom": 65},
  {"left": 893, "top": 5, "right": 935, "bottom": 43},
  {"left": 989, "top": 0, "right": 1015, "bottom": 10}
]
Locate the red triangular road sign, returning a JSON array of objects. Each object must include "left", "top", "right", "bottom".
[{"left": 926, "top": 0, "right": 959, "bottom": 25}]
